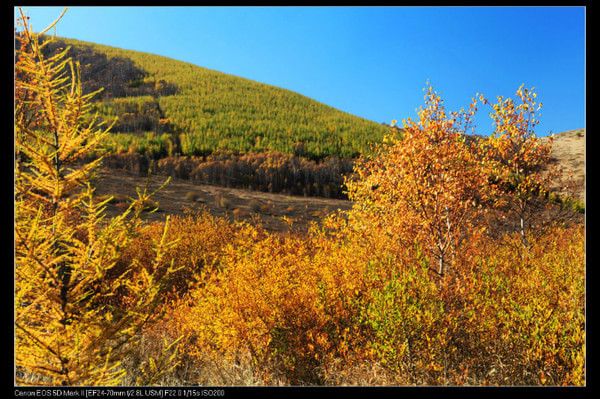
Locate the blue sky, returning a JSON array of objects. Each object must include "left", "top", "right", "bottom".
[{"left": 17, "top": 6, "right": 585, "bottom": 136}]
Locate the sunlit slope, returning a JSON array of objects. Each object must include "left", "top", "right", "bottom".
[
  {"left": 547, "top": 128, "right": 585, "bottom": 201},
  {"left": 53, "top": 37, "right": 389, "bottom": 159}
]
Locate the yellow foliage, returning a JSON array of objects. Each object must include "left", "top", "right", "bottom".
[
  {"left": 15, "top": 9, "right": 179, "bottom": 386},
  {"left": 159, "top": 85, "right": 584, "bottom": 386}
]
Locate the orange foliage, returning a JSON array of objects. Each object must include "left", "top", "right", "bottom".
[
  {"left": 159, "top": 214, "right": 583, "bottom": 385},
  {"left": 346, "top": 85, "right": 488, "bottom": 276},
  {"left": 478, "top": 85, "right": 557, "bottom": 247},
  {"left": 157, "top": 85, "right": 584, "bottom": 386},
  {"left": 166, "top": 225, "right": 366, "bottom": 384},
  {"left": 116, "top": 210, "right": 238, "bottom": 297}
]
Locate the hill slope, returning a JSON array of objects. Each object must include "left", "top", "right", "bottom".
[
  {"left": 93, "top": 127, "right": 584, "bottom": 233},
  {"left": 547, "top": 128, "right": 585, "bottom": 202},
  {"left": 43, "top": 36, "right": 389, "bottom": 160}
]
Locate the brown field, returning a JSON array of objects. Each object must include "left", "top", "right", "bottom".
[{"left": 93, "top": 168, "right": 351, "bottom": 232}]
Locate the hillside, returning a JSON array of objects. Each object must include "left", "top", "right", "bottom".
[
  {"left": 94, "top": 168, "right": 352, "bottom": 233},
  {"left": 42, "top": 36, "right": 389, "bottom": 160},
  {"left": 547, "top": 128, "right": 585, "bottom": 202}
]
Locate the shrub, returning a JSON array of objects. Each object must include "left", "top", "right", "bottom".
[
  {"left": 232, "top": 208, "right": 249, "bottom": 220},
  {"left": 216, "top": 194, "right": 232, "bottom": 210},
  {"left": 260, "top": 202, "right": 273, "bottom": 215},
  {"left": 117, "top": 210, "right": 238, "bottom": 299},
  {"left": 248, "top": 199, "right": 262, "bottom": 213},
  {"left": 161, "top": 85, "right": 585, "bottom": 387}
]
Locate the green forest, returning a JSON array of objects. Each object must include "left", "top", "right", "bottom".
[
  {"left": 32, "top": 36, "right": 397, "bottom": 198},
  {"left": 43, "top": 36, "right": 389, "bottom": 160}
]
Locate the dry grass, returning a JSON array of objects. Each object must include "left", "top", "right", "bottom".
[
  {"left": 92, "top": 167, "right": 352, "bottom": 233},
  {"left": 320, "top": 357, "right": 405, "bottom": 386},
  {"left": 186, "top": 354, "right": 289, "bottom": 386},
  {"left": 122, "top": 323, "right": 288, "bottom": 386}
]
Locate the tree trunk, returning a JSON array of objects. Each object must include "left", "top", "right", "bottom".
[{"left": 437, "top": 240, "right": 445, "bottom": 276}]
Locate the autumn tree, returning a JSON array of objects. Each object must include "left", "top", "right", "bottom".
[
  {"left": 346, "top": 85, "right": 488, "bottom": 276},
  {"left": 15, "top": 9, "right": 178, "bottom": 385},
  {"left": 478, "top": 85, "right": 556, "bottom": 248}
]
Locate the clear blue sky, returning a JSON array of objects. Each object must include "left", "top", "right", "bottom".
[{"left": 17, "top": 6, "right": 585, "bottom": 136}]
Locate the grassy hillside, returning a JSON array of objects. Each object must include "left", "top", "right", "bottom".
[{"left": 44, "top": 36, "right": 389, "bottom": 160}]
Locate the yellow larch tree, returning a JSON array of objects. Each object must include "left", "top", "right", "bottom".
[{"left": 15, "top": 9, "right": 178, "bottom": 386}]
